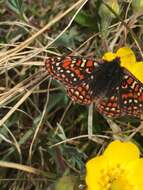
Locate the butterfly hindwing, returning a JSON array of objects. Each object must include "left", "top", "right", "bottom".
[
  {"left": 97, "top": 71, "right": 143, "bottom": 118},
  {"left": 121, "top": 71, "right": 143, "bottom": 117},
  {"left": 67, "top": 81, "right": 93, "bottom": 105},
  {"left": 97, "top": 86, "right": 121, "bottom": 118}
]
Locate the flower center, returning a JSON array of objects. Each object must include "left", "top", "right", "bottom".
[{"left": 98, "top": 165, "right": 135, "bottom": 190}]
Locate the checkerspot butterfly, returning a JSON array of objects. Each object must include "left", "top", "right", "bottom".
[{"left": 45, "top": 55, "right": 143, "bottom": 118}]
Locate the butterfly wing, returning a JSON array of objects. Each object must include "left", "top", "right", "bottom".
[
  {"left": 45, "top": 56, "right": 99, "bottom": 88},
  {"left": 45, "top": 56, "right": 143, "bottom": 118},
  {"left": 120, "top": 71, "right": 143, "bottom": 117},
  {"left": 97, "top": 70, "right": 143, "bottom": 118},
  {"left": 67, "top": 81, "right": 93, "bottom": 105},
  {"left": 96, "top": 92, "right": 121, "bottom": 118}
]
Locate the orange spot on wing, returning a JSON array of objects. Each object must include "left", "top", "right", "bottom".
[
  {"left": 113, "top": 103, "right": 117, "bottom": 107},
  {"left": 74, "top": 69, "right": 80, "bottom": 75},
  {"left": 128, "top": 92, "right": 133, "bottom": 97},
  {"left": 78, "top": 87, "right": 82, "bottom": 91},
  {"left": 76, "top": 59, "right": 82, "bottom": 66},
  {"left": 86, "top": 59, "right": 94, "bottom": 67},
  {"left": 107, "top": 102, "right": 112, "bottom": 107},
  {"left": 86, "top": 95, "right": 90, "bottom": 99},
  {"left": 122, "top": 94, "right": 127, "bottom": 99},
  {"left": 63, "top": 58, "right": 72, "bottom": 67},
  {"left": 122, "top": 92, "right": 133, "bottom": 99},
  {"left": 74, "top": 69, "right": 84, "bottom": 79},
  {"left": 82, "top": 91, "right": 86, "bottom": 96},
  {"left": 134, "top": 85, "right": 139, "bottom": 92},
  {"left": 139, "top": 93, "right": 143, "bottom": 101},
  {"left": 127, "top": 78, "right": 133, "bottom": 84}
]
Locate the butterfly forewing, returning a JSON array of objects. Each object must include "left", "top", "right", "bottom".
[{"left": 45, "top": 56, "right": 99, "bottom": 88}]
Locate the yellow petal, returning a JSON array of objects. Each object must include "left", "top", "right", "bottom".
[
  {"left": 103, "top": 47, "right": 136, "bottom": 67},
  {"left": 126, "top": 159, "right": 143, "bottom": 189},
  {"left": 110, "top": 177, "right": 133, "bottom": 190},
  {"left": 103, "top": 141, "right": 140, "bottom": 165},
  {"left": 130, "top": 61, "right": 143, "bottom": 83},
  {"left": 103, "top": 52, "right": 117, "bottom": 61},
  {"left": 116, "top": 47, "right": 143, "bottom": 83},
  {"left": 86, "top": 156, "right": 107, "bottom": 190},
  {"left": 116, "top": 47, "right": 136, "bottom": 68}
]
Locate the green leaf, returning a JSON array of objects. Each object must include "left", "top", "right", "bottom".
[
  {"left": 75, "top": 11, "right": 97, "bottom": 30},
  {"left": 55, "top": 176, "right": 77, "bottom": 190},
  {"left": 6, "top": 0, "right": 24, "bottom": 15}
]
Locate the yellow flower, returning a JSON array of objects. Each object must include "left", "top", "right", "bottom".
[
  {"left": 103, "top": 47, "right": 143, "bottom": 84},
  {"left": 86, "top": 140, "right": 143, "bottom": 190}
]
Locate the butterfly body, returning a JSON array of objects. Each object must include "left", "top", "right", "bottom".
[{"left": 45, "top": 55, "right": 143, "bottom": 118}]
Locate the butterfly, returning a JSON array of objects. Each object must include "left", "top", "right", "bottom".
[{"left": 45, "top": 55, "right": 143, "bottom": 118}]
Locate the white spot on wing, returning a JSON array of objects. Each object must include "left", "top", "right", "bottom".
[
  {"left": 73, "top": 78, "right": 77, "bottom": 81},
  {"left": 56, "top": 62, "right": 60, "bottom": 66},
  {"left": 75, "top": 91, "right": 79, "bottom": 96},
  {"left": 70, "top": 73, "right": 74, "bottom": 77},
  {"left": 81, "top": 59, "right": 86, "bottom": 67},
  {"left": 79, "top": 95, "right": 84, "bottom": 99}
]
